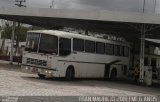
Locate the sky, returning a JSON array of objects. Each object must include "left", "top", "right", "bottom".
[{"left": 0, "top": 0, "right": 159, "bottom": 13}]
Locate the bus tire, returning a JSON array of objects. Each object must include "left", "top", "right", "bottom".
[
  {"left": 38, "top": 74, "right": 46, "bottom": 79},
  {"left": 65, "top": 66, "right": 75, "bottom": 81},
  {"left": 110, "top": 68, "right": 117, "bottom": 81}
]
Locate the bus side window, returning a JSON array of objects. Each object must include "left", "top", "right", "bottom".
[
  {"left": 85, "top": 40, "right": 95, "bottom": 53},
  {"left": 121, "top": 46, "right": 125, "bottom": 56},
  {"left": 96, "top": 42, "right": 105, "bottom": 54},
  {"left": 117, "top": 45, "right": 121, "bottom": 56},
  {"left": 114, "top": 45, "right": 118, "bottom": 56},
  {"left": 124, "top": 47, "right": 129, "bottom": 57},
  {"left": 106, "top": 43, "right": 114, "bottom": 55},
  {"left": 59, "top": 38, "right": 71, "bottom": 56},
  {"left": 73, "top": 38, "right": 84, "bottom": 51}
]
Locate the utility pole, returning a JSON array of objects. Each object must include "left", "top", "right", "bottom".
[
  {"left": 10, "top": 21, "right": 16, "bottom": 65},
  {"left": 9, "top": 0, "right": 26, "bottom": 64},
  {"left": 15, "top": 0, "right": 26, "bottom": 7},
  {"left": 142, "top": 0, "right": 146, "bottom": 13},
  {"left": 139, "top": 0, "right": 146, "bottom": 83},
  {"left": 154, "top": 0, "right": 157, "bottom": 13},
  {"left": 50, "top": 0, "right": 54, "bottom": 8},
  {"left": 15, "top": 0, "right": 26, "bottom": 48}
]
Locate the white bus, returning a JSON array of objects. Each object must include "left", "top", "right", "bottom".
[{"left": 21, "top": 30, "right": 130, "bottom": 80}]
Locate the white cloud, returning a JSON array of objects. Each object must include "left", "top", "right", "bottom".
[{"left": 27, "top": 0, "right": 50, "bottom": 8}]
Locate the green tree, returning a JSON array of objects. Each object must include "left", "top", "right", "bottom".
[
  {"left": 1, "top": 24, "right": 29, "bottom": 42},
  {"left": 18, "top": 26, "right": 29, "bottom": 42},
  {"left": 0, "top": 20, "right": 12, "bottom": 51}
]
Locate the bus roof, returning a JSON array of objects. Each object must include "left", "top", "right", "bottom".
[{"left": 28, "top": 30, "right": 129, "bottom": 46}]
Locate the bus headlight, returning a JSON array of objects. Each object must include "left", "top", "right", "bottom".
[
  {"left": 25, "top": 67, "right": 28, "bottom": 70},
  {"left": 45, "top": 70, "right": 52, "bottom": 74}
]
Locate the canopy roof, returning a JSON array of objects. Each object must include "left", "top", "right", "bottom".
[{"left": 0, "top": 7, "right": 160, "bottom": 41}]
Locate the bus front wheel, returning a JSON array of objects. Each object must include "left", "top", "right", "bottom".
[
  {"left": 38, "top": 74, "right": 46, "bottom": 79},
  {"left": 65, "top": 66, "right": 75, "bottom": 81}
]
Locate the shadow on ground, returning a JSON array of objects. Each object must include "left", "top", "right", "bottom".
[
  {"left": 21, "top": 76, "right": 160, "bottom": 96},
  {"left": 0, "top": 62, "right": 159, "bottom": 96}
]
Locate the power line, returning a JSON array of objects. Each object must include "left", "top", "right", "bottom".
[
  {"left": 143, "top": 0, "right": 146, "bottom": 13},
  {"left": 14, "top": 0, "right": 27, "bottom": 49},
  {"left": 15, "top": 0, "right": 26, "bottom": 7}
]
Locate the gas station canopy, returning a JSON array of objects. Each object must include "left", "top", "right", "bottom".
[{"left": 0, "top": 7, "right": 160, "bottom": 41}]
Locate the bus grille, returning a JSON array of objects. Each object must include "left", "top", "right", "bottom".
[{"left": 26, "top": 58, "right": 47, "bottom": 66}]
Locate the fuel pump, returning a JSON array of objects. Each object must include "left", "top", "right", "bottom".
[{"left": 144, "top": 66, "right": 152, "bottom": 86}]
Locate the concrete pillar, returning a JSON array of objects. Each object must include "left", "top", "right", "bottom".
[
  {"left": 139, "top": 24, "right": 146, "bottom": 83},
  {"left": 10, "top": 21, "right": 16, "bottom": 65}
]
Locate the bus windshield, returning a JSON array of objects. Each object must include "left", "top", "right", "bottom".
[
  {"left": 25, "top": 33, "right": 58, "bottom": 54},
  {"left": 39, "top": 34, "right": 58, "bottom": 54},
  {"left": 25, "top": 33, "right": 40, "bottom": 52}
]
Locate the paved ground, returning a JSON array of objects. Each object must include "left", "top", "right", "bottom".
[{"left": 0, "top": 61, "right": 160, "bottom": 96}]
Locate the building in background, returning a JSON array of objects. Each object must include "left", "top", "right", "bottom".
[{"left": 0, "top": 38, "right": 25, "bottom": 56}]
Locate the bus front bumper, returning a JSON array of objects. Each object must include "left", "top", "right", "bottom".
[{"left": 21, "top": 65, "right": 57, "bottom": 77}]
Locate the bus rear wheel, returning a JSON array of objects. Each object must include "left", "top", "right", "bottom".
[
  {"left": 110, "top": 68, "right": 117, "bottom": 81},
  {"left": 65, "top": 67, "right": 74, "bottom": 81},
  {"left": 38, "top": 74, "right": 46, "bottom": 79}
]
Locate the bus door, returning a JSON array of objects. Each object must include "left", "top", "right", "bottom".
[{"left": 104, "top": 64, "right": 110, "bottom": 78}]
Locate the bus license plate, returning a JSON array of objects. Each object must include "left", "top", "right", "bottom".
[{"left": 32, "top": 68, "right": 38, "bottom": 73}]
